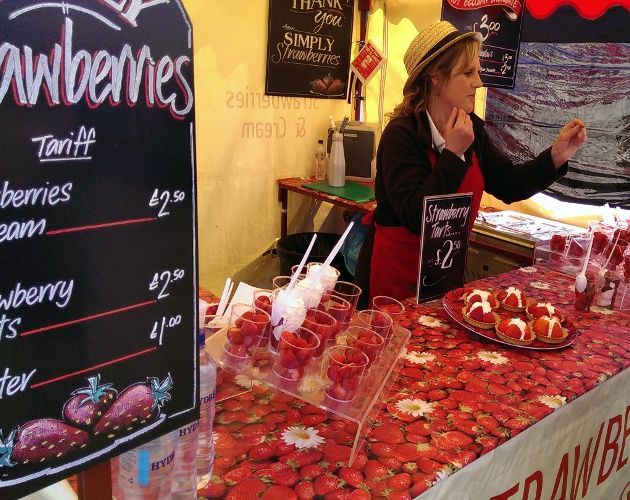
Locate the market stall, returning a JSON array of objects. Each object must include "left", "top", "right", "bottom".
[{"left": 198, "top": 260, "right": 629, "bottom": 499}]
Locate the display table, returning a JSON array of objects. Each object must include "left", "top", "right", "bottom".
[
  {"left": 277, "top": 176, "right": 376, "bottom": 237},
  {"left": 200, "top": 263, "right": 629, "bottom": 499}
]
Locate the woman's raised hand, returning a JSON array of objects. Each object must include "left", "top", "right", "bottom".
[
  {"left": 551, "top": 119, "right": 587, "bottom": 168},
  {"left": 443, "top": 107, "right": 474, "bottom": 158}
]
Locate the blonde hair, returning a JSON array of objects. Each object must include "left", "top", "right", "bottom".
[{"left": 388, "top": 37, "right": 481, "bottom": 121}]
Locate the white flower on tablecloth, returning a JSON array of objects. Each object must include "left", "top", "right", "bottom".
[
  {"left": 404, "top": 351, "right": 436, "bottom": 365},
  {"left": 477, "top": 351, "right": 509, "bottom": 365},
  {"left": 530, "top": 281, "right": 551, "bottom": 290},
  {"left": 395, "top": 398, "right": 435, "bottom": 417},
  {"left": 281, "top": 426, "right": 325, "bottom": 449},
  {"left": 432, "top": 468, "right": 450, "bottom": 485},
  {"left": 519, "top": 266, "right": 537, "bottom": 274},
  {"left": 591, "top": 306, "right": 615, "bottom": 315},
  {"left": 538, "top": 394, "right": 567, "bottom": 409},
  {"left": 234, "top": 368, "right": 262, "bottom": 388},
  {"left": 300, "top": 374, "right": 326, "bottom": 393},
  {"left": 417, "top": 315, "right": 444, "bottom": 328}
]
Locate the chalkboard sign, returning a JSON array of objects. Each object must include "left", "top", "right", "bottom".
[
  {"left": 416, "top": 193, "right": 472, "bottom": 303},
  {"left": 442, "top": 0, "right": 525, "bottom": 89},
  {"left": 0, "top": 1, "right": 198, "bottom": 496},
  {"left": 265, "top": 0, "right": 354, "bottom": 98}
]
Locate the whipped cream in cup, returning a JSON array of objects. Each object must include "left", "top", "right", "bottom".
[{"left": 270, "top": 287, "right": 308, "bottom": 351}]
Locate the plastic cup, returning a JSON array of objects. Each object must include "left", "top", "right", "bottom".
[
  {"left": 305, "top": 262, "right": 340, "bottom": 307},
  {"left": 302, "top": 308, "right": 340, "bottom": 357},
  {"left": 549, "top": 230, "right": 568, "bottom": 260},
  {"left": 601, "top": 239, "right": 628, "bottom": 269},
  {"left": 357, "top": 309, "right": 393, "bottom": 342},
  {"left": 224, "top": 303, "right": 270, "bottom": 358},
  {"left": 272, "top": 326, "right": 320, "bottom": 382},
  {"left": 269, "top": 287, "right": 308, "bottom": 353},
  {"left": 372, "top": 295, "right": 405, "bottom": 332},
  {"left": 332, "top": 281, "right": 361, "bottom": 325},
  {"left": 574, "top": 272, "right": 596, "bottom": 312},
  {"left": 202, "top": 314, "right": 228, "bottom": 340},
  {"left": 295, "top": 274, "right": 326, "bottom": 309},
  {"left": 623, "top": 248, "right": 630, "bottom": 282},
  {"left": 325, "top": 295, "right": 354, "bottom": 335},
  {"left": 346, "top": 325, "right": 384, "bottom": 367},
  {"left": 272, "top": 275, "right": 293, "bottom": 291},
  {"left": 253, "top": 288, "right": 273, "bottom": 315},
  {"left": 324, "top": 345, "right": 369, "bottom": 403}
]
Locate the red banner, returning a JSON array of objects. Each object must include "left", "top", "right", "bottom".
[
  {"left": 446, "top": 0, "right": 522, "bottom": 16},
  {"left": 526, "top": 0, "right": 630, "bottom": 19}
]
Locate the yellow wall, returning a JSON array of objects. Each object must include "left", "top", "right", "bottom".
[{"left": 183, "top": 0, "right": 356, "bottom": 294}]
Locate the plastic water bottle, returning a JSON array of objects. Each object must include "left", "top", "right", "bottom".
[
  {"left": 196, "top": 330, "right": 217, "bottom": 479},
  {"left": 315, "top": 139, "right": 327, "bottom": 181},
  {"left": 172, "top": 419, "right": 200, "bottom": 499},
  {"left": 328, "top": 130, "right": 346, "bottom": 187},
  {"left": 118, "top": 431, "right": 176, "bottom": 499}
]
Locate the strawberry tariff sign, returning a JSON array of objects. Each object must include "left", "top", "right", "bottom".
[
  {"left": 0, "top": 1, "right": 199, "bottom": 496},
  {"left": 265, "top": 0, "right": 354, "bottom": 98}
]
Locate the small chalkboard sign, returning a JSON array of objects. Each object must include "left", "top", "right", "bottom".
[
  {"left": 0, "top": 1, "right": 197, "bottom": 496},
  {"left": 265, "top": 0, "right": 354, "bottom": 98},
  {"left": 416, "top": 193, "right": 473, "bottom": 303},
  {"left": 442, "top": 0, "right": 525, "bottom": 89}
]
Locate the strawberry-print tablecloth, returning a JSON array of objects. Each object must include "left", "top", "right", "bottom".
[{"left": 198, "top": 264, "right": 630, "bottom": 499}]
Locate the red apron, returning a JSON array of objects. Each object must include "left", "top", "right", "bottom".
[{"left": 369, "top": 150, "right": 484, "bottom": 302}]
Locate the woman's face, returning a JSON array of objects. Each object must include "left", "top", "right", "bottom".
[{"left": 439, "top": 53, "right": 483, "bottom": 114}]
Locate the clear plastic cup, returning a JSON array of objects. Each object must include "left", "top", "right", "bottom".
[
  {"left": 272, "top": 326, "right": 320, "bottom": 382},
  {"left": 324, "top": 345, "right": 369, "bottom": 403}
]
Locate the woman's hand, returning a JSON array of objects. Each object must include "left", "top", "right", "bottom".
[
  {"left": 551, "top": 119, "right": 587, "bottom": 168},
  {"left": 443, "top": 107, "right": 474, "bottom": 158}
]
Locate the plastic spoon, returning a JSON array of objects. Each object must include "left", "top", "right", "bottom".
[{"left": 575, "top": 234, "right": 594, "bottom": 293}]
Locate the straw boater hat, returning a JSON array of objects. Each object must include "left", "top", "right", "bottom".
[{"left": 403, "top": 20, "right": 481, "bottom": 94}]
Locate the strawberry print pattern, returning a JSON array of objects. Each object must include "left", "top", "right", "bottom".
[{"left": 199, "top": 263, "right": 629, "bottom": 498}]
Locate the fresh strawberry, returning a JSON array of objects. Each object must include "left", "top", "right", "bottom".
[
  {"left": 226, "top": 477, "right": 267, "bottom": 500},
  {"left": 197, "top": 475, "right": 228, "bottom": 498},
  {"left": 93, "top": 375, "right": 171, "bottom": 439},
  {"left": 387, "top": 472, "right": 412, "bottom": 491},
  {"left": 339, "top": 466, "right": 364, "bottom": 487},
  {"left": 280, "top": 450, "right": 323, "bottom": 468},
  {"left": 262, "top": 484, "right": 299, "bottom": 499},
  {"left": 300, "top": 463, "right": 326, "bottom": 480},
  {"left": 271, "top": 466, "right": 301, "bottom": 486},
  {"left": 363, "top": 459, "right": 389, "bottom": 480},
  {"left": 295, "top": 480, "right": 316, "bottom": 499},
  {"left": 63, "top": 375, "right": 117, "bottom": 430},
  {"left": 314, "top": 474, "right": 340, "bottom": 496},
  {"left": 369, "top": 423, "right": 405, "bottom": 443},
  {"left": 3, "top": 419, "right": 89, "bottom": 465}
]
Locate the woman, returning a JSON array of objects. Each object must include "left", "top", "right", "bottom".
[{"left": 354, "top": 20, "right": 587, "bottom": 306}]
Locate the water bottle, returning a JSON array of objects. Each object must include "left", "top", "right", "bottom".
[
  {"left": 118, "top": 431, "right": 175, "bottom": 500},
  {"left": 196, "top": 330, "right": 217, "bottom": 479},
  {"left": 315, "top": 139, "right": 327, "bottom": 181},
  {"left": 172, "top": 419, "right": 199, "bottom": 499},
  {"left": 328, "top": 130, "right": 345, "bottom": 187}
]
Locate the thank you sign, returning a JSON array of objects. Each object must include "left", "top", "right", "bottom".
[
  {"left": 0, "top": 1, "right": 198, "bottom": 496},
  {"left": 417, "top": 194, "right": 472, "bottom": 303},
  {"left": 266, "top": 0, "right": 354, "bottom": 98}
]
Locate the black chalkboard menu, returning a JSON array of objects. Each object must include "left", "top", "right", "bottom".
[
  {"left": 0, "top": 1, "right": 197, "bottom": 496},
  {"left": 442, "top": 0, "right": 525, "bottom": 89},
  {"left": 416, "top": 194, "right": 472, "bottom": 303},
  {"left": 265, "top": 0, "right": 354, "bottom": 98}
]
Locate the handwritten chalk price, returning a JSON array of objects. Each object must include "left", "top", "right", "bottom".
[
  {"left": 149, "top": 188, "right": 186, "bottom": 217},
  {"left": 435, "top": 239, "right": 461, "bottom": 269},
  {"left": 150, "top": 315, "right": 182, "bottom": 344},
  {"left": 149, "top": 269, "right": 186, "bottom": 299}
]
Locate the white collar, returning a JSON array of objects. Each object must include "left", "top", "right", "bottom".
[
  {"left": 426, "top": 111, "right": 445, "bottom": 152},
  {"left": 426, "top": 110, "right": 465, "bottom": 161}
]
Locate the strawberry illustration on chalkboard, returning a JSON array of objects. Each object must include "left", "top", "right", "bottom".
[
  {"left": 63, "top": 375, "right": 117, "bottom": 431},
  {"left": 0, "top": 419, "right": 89, "bottom": 466},
  {"left": 92, "top": 375, "right": 172, "bottom": 439},
  {"left": 310, "top": 73, "right": 345, "bottom": 96}
]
